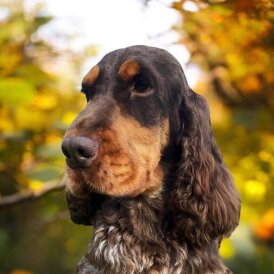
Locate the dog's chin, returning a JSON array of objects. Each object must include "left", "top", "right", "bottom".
[
  {"left": 66, "top": 168, "right": 133, "bottom": 197},
  {"left": 66, "top": 181, "right": 90, "bottom": 198},
  {"left": 67, "top": 162, "right": 163, "bottom": 198}
]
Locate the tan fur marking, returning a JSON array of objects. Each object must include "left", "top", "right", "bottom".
[
  {"left": 118, "top": 60, "right": 140, "bottom": 81},
  {"left": 66, "top": 108, "right": 170, "bottom": 198},
  {"left": 83, "top": 65, "right": 100, "bottom": 86},
  {"left": 93, "top": 115, "right": 169, "bottom": 196}
]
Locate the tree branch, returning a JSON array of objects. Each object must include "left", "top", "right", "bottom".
[{"left": 0, "top": 180, "right": 66, "bottom": 209}]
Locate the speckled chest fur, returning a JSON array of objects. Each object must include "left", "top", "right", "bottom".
[{"left": 75, "top": 195, "right": 231, "bottom": 274}]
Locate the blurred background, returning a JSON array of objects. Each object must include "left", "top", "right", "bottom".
[{"left": 0, "top": 0, "right": 273, "bottom": 273}]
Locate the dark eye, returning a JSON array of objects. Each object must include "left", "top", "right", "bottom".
[{"left": 133, "top": 75, "right": 151, "bottom": 93}]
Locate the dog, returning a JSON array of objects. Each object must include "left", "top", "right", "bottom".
[{"left": 61, "top": 45, "right": 240, "bottom": 274}]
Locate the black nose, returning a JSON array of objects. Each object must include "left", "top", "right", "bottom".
[{"left": 61, "top": 136, "right": 98, "bottom": 168}]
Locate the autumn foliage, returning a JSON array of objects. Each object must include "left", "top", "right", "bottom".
[
  {"left": 173, "top": 0, "right": 273, "bottom": 110},
  {"left": 172, "top": 0, "right": 274, "bottom": 272}
]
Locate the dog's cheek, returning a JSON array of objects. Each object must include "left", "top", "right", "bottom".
[
  {"left": 111, "top": 137, "right": 163, "bottom": 196},
  {"left": 141, "top": 119, "right": 169, "bottom": 194},
  {"left": 115, "top": 117, "right": 168, "bottom": 194}
]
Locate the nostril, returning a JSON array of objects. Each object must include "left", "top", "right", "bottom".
[
  {"left": 77, "top": 147, "right": 91, "bottom": 159},
  {"left": 77, "top": 148, "right": 85, "bottom": 157}
]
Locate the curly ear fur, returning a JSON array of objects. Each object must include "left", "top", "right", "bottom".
[{"left": 169, "top": 91, "right": 241, "bottom": 246}]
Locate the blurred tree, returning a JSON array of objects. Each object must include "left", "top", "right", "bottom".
[
  {"left": 0, "top": 1, "right": 93, "bottom": 273},
  {"left": 169, "top": 0, "right": 274, "bottom": 273},
  {"left": 172, "top": 0, "right": 274, "bottom": 112},
  {"left": 0, "top": 0, "right": 85, "bottom": 198}
]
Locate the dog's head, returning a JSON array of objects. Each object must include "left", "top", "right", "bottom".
[
  {"left": 62, "top": 46, "right": 185, "bottom": 197},
  {"left": 62, "top": 46, "right": 240, "bottom": 245}
]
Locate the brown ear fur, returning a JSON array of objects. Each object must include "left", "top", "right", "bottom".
[{"left": 169, "top": 91, "right": 240, "bottom": 246}]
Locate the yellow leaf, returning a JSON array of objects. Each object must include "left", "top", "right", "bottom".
[
  {"left": 0, "top": 107, "right": 15, "bottom": 132},
  {"left": 254, "top": 209, "right": 274, "bottom": 240},
  {"left": 32, "top": 94, "right": 57, "bottom": 110},
  {"left": 259, "top": 150, "right": 272, "bottom": 162},
  {"left": 220, "top": 238, "right": 235, "bottom": 259},
  {"left": 10, "top": 270, "right": 33, "bottom": 274},
  {"left": 46, "top": 134, "right": 62, "bottom": 144},
  {"left": 15, "top": 107, "right": 49, "bottom": 130},
  {"left": 62, "top": 111, "right": 77, "bottom": 125},
  {"left": 244, "top": 180, "right": 266, "bottom": 201},
  {"left": 237, "top": 75, "right": 262, "bottom": 93},
  {"left": 28, "top": 179, "right": 43, "bottom": 191}
]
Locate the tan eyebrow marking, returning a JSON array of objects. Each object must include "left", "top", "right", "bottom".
[
  {"left": 82, "top": 65, "right": 100, "bottom": 86},
  {"left": 118, "top": 60, "right": 140, "bottom": 81}
]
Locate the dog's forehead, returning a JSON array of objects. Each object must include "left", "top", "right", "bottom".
[
  {"left": 97, "top": 46, "right": 180, "bottom": 75},
  {"left": 83, "top": 59, "right": 141, "bottom": 88},
  {"left": 82, "top": 46, "right": 183, "bottom": 86}
]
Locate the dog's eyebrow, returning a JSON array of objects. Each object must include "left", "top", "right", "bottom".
[
  {"left": 118, "top": 60, "right": 140, "bottom": 81},
  {"left": 82, "top": 65, "right": 100, "bottom": 88}
]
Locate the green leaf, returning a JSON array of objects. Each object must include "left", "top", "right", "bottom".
[
  {"left": 26, "top": 165, "right": 62, "bottom": 182},
  {"left": 0, "top": 78, "right": 35, "bottom": 106},
  {"left": 35, "top": 144, "right": 62, "bottom": 159}
]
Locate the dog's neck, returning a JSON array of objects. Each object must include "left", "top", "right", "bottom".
[
  {"left": 80, "top": 192, "right": 227, "bottom": 274},
  {"left": 93, "top": 193, "right": 165, "bottom": 241},
  {"left": 86, "top": 193, "right": 180, "bottom": 274}
]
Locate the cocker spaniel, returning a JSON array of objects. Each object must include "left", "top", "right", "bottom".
[{"left": 61, "top": 45, "right": 241, "bottom": 274}]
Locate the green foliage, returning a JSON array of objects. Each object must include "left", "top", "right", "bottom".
[
  {"left": 0, "top": 78, "right": 35, "bottom": 105},
  {"left": 0, "top": 1, "right": 91, "bottom": 273},
  {"left": 0, "top": 0, "right": 85, "bottom": 196},
  {"left": 0, "top": 192, "right": 92, "bottom": 274},
  {"left": 173, "top": 0, "right": 274, "bottom": 110}
]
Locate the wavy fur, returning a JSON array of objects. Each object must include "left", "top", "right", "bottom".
[{"left": 64, "top": 46, "right": 241, "bottom": 274}]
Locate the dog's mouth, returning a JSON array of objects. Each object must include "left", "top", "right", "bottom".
[
  {"left": 65, "top": 142, "right": 163, "bottom": 197},
  {"left": 63, "top": 117, "right": 169, "bottom": 197},
  {"left": 65, "top": 140, "right": 137, "bottom": 196},
  {"left": 64, "top": 129, "right": 155, "bottom": 197},
  {"left": 82, "top": 148, "right": 136, "bottom": 194}
]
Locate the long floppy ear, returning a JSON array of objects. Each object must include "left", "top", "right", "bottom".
[
  {"left": 66, "top": 190, "right": 106, "bottom": 226},
  {"left": 169, "top": 90, "right": 241, "bottom": 246}
]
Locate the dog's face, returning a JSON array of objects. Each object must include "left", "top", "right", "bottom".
[
  {"left": 62, "top": 46, "right": 184, "bottom": 197},
  {"left": 62, "top": 46, "right": 241, "bottom": 249}
]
